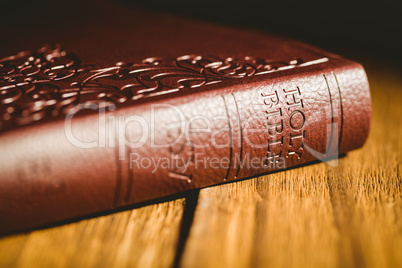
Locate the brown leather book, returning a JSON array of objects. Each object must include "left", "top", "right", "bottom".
[{"left": 0, "top": 1, "right": 371, "bottom": 234}]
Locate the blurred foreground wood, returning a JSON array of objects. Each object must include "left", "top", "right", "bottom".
[
  {"left": 0, "top": 63, "right": 401, "bottom": 268},
  {"left": 0, "top": 200, "right": 184, "bottom": 267}
]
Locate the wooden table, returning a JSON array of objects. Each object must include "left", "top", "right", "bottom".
[{"left": 0, "top": 59, "right": 401, "bottom": 268}]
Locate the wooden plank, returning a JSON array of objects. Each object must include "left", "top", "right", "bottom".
[
  {"left": 0, "top": 199, "right": 184, "bottom": 268},
  {"left": 180, "top": 164, "right": 339, "bottom": 268},
  {"left": 180, "top": 65, "right": 402, "bottom": 267}
]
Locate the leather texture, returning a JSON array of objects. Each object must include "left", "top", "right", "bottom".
[{"left": 0, "top": 1, "right": 371, "bottom": 234}]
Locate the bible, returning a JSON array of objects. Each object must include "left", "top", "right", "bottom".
[{"left": 0, "top": 2, "right": 371, "bottom": 234}]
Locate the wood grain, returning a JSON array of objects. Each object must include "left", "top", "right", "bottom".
[
  {"left": 0, "top": 63, "right": 401, "bottom": 268},
  {"left": 0, "top": 199, "right": 184, "bottom": 268}
]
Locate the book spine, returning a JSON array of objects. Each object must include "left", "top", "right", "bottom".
[{"left": 0, "top": 60, "right": 371, "bottom": 234}]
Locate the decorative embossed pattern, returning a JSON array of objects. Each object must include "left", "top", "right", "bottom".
[{"left": 0, "top": 45, "right": 327, "bottom": 130}]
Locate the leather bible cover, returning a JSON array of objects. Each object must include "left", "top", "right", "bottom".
[{"left": 0, "top": 1, "right": 371, "bottom": 234}]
